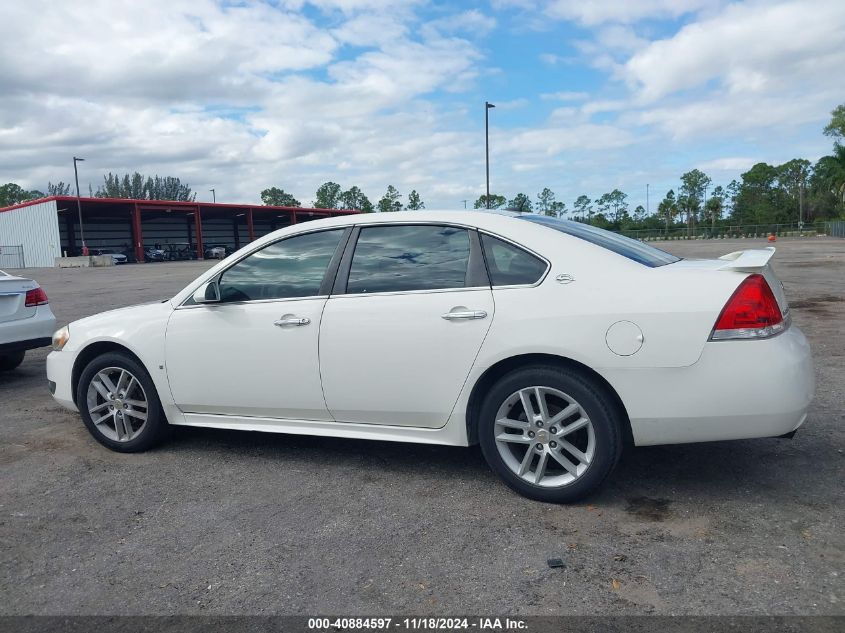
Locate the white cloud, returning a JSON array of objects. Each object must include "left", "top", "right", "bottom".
[
  {"left": 543, "top": 0, "right": 719, "bottom": 25},
  {"left": 697, "top": 157, "right": 759, "bottom": 172},
  {"left": 625, "top": 0, "right": 845, "bottom": 103},
  {"left": 540, "top": 91, "right": 589, "bottom": 101},
  {"left": 424, "top": 10, "right": 497, "bottom": 36},
  {"left": 0, "top": 0, "right": 490, "bottom": 207}
]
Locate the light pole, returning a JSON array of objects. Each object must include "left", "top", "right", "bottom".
[
  {"left": 646, "top": 183, "right": 650, "bottom": 216},
  {"left": 210, "top": 188, "right": 216, "bottom": 203},
  {"left": 485, "top": 101, "right": 495, "bottom": 209},
  {"left": 72, "top": 157, "right": 86, "bottom": 255}
]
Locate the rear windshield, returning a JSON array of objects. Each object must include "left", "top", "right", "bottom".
[{"left": 520, "top": 215, "right": 679, "bottom": 268}]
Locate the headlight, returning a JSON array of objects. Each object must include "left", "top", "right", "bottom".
[{"left": 52, "top": 325, "right": 70, "bottom": 351}]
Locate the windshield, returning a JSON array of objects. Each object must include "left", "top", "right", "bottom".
[{"left": 519, "top": 215, "right": 679, "bottom": 268}]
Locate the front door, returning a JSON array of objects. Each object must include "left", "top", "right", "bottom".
[
  {"left": 165, "top": 228, "right": 347, "bottom": 420},
  {"left": 319, "top": 224, "right": 494, "bottom": 428}
]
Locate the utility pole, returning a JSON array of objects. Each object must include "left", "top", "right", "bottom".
[
  {"left": 461, "top": 199, "right": 468, "bottom": 209},
  {"left": 73, "top": 157, "right": 86, "bottom": 255},
  {"left": 485, "top": 102, "right": 495, "bottom": 209},
  {"left": 646, "top": 183, "right": 650, "bottom": 216}
]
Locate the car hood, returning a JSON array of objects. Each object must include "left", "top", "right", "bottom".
[{"left": 69, "top": 300, "right": 172, "bottom": 333}]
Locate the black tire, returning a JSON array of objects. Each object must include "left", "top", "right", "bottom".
[
  {"left": 0, "top": 351, "right": 25, "bottom": 371},
  {"left": 76, "top": 351, "right": 170, "bottom": 452},
  {"left": 478, "top": 365, "right": 623, "bottom": 503}
]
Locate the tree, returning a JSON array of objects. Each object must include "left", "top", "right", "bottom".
[
  {"left": 658, "top": 189, "right": 677, "bottom": 233},
  {"left": 706, "top": 185, "right": 725, "bottom": 229},
  {"left": 377, "top": 185, "right": 402, "bottom": 212},
  {"left": 508, "top": 193, "right": 533, "bottom": 213},
  {"left": 47, "top": 182, "right": 72, "bottom": 196},
  {"left": 550, "top": 201, "right": 567, "bottom": 218},
  {"left": 0, "top": 183, "right": 43, "bottom": 207},
  {"left": 536, "top": 188, "right": 556, "bottom": 216},
  {"left": 95, "top": 172, "right": 195, "bottom": 201},
  {"left": 260, "top": 187, "right": 301, "bottom": 207},
  {"left": 679, "top": 169, "right": 711, "bottom": 232},
  {"left": 607, "top": 189, "right": 628, "bottom": 224},
  {"left": 314, "top": 182, "right": 342, "bottom": 209},
  {"left": 573, "top": 195, "right": 592, "bottom": 221},
  {"left": 473, "top": 194, "right": 507, "bottom": 209},
  {"left": 812, "top": 149, "right": 845, "bottom": 210},
  {"left": 595, "top": 192, "right": 611, "bottom": 218},
  {"left": 340, "top": 186, "right": 373, "bottom": 212},
  {"left": 725, "top": 179, "right": 741, "bottom": 217},
  {"left": 778, "top": 159, "right": 811, "bottom": 223},
  {"left": 632, "top": 205, "right": 646, "bottom": 222},
  {"left": 406, "top": 190, "right": 425, "bottom": 210},
  {"left": 823, "top": 103, "right": 845, "bottom": 149}
]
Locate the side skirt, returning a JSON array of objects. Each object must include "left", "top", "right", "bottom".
[{"left": 174, "top": 413, "right": 469, "bottom": 447}]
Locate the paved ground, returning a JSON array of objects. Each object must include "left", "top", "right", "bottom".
[{"left": 1, "top": 238, "right": 842, "bottom": 615}]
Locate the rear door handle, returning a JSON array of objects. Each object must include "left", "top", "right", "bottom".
[
  {"left": 441, "top": 310, "right": 487, "bottom": 320},
  {"left": 274, "top": 316, "right": 311, "bottom": 327}
]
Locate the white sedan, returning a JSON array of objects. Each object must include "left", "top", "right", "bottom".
[
  {"left": 0, "top": 270, "right": 57, "bottom": 371},
  {"left": 46, "top": 211, "right": 814, "bottom": 502}
]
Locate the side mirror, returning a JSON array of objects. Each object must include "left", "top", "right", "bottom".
[{"left": 192, "top": 280, "right": 220, "bottom": 304}]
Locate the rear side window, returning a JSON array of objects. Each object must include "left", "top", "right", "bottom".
[
  {"left": 347, "top": 225, "right": 470, "bottom": 293},
  {"left": 218, "top": 229, "right": 343, "bottom": 302},
  {"left": 480, "top": 234, "right": 547, "bottom": 286},
  {"left": 521, "top": 215, "right": 679, "bottom": 267}
]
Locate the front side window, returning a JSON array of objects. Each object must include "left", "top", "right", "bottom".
[
  {"left": 480, "top": 234, "right": 547, "bottom": 286},
  {"left": 218, "top": 229, "right": 343, "bottom": 302},
  {"left": 346, "top": 225, "right": 471, "bottom": 294}
]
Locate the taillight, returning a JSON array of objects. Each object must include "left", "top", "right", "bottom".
[
  {"left": 25, "top": 287, "right": 49, "bottom": 307},
  {"left": 710, "top": 274, "right": 788, "bottom": 341}
]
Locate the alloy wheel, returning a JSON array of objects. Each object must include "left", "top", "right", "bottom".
[
  {"left": 494, "top": 386, "right": 595, "bottom": 487},
  {"left": 85, "top": 367, "right": 149, "bottom": 442}
]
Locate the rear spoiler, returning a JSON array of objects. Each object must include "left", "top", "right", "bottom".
[{"left": 717, "top": 247, "right": 776, "bottom": 272}]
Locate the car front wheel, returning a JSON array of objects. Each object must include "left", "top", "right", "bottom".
[
  {"left": 479, "top": 365, "right": 623, "bottom": 503},
  {"left": 76, "top": 351, "right": 170, "bottom": 452}
]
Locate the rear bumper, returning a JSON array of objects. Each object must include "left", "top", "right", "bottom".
[
  {"left": 0, "top": 336, "right": 52, "bottom": 353},
  {"left": 605, "top": 325, "right": 814, "bottom": 446},
  {"left": 0, "top": 305, "right": 57, "bottom": 351}
]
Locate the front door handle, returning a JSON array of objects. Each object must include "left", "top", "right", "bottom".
[
  {"left": 274, "top": 316, "right": 311, "bottom": 327},
  {"left": 441, "top": 310, "right": 488, "bottom": 320}
]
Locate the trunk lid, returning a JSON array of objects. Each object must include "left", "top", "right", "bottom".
[
  {"left": 669, "top": 247, "right": 789, "bottom": 317},
  {"left": 0, "top": 272, "right": 38, "bottom": 324}
]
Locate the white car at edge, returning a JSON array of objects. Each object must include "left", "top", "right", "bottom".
[
  {"left": 0, "top": 269, "right": 57, "bottom": 371},
  {"left": 46, "top": 211, "right": 814, "bottom": 502}
]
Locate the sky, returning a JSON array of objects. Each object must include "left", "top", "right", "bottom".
[{"left": 1, "top": 0, "right": 843, "bottom": 211}]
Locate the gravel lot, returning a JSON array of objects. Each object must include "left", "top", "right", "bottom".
[{"left": 1, "top": 238, "right": 842, "bottom": 616}]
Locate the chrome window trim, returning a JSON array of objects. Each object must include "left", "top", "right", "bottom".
[
  {"left": 330, "top": 286, "right": 492, "bottom": 300},
  {"left": 176, "top": 295, "right": 330, "bottom": 310}
]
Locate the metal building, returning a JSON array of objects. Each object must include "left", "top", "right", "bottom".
[{"left": 0, "top": 196, "right": 358, "bottom": 268}]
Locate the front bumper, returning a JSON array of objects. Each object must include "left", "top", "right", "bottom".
[
  {"left": 605, "top": 325, "right": 814, "bottom": 446},
  {"left": 46, "top": 348, "right": 79, "bottom": 412}
]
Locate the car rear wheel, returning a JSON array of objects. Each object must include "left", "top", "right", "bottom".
[
  {"left": 479, "top": 365, "right": 623, "bottom": 503},
  {"left": 76, "top": 351, "right": 170, "bottom": 452},
  {"left": 0, "top": 351, "right": 25, "bottom": 371}
]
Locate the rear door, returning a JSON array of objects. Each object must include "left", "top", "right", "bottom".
[{"left": 319, "top": 224, "right": 494, "bottom": 428}]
